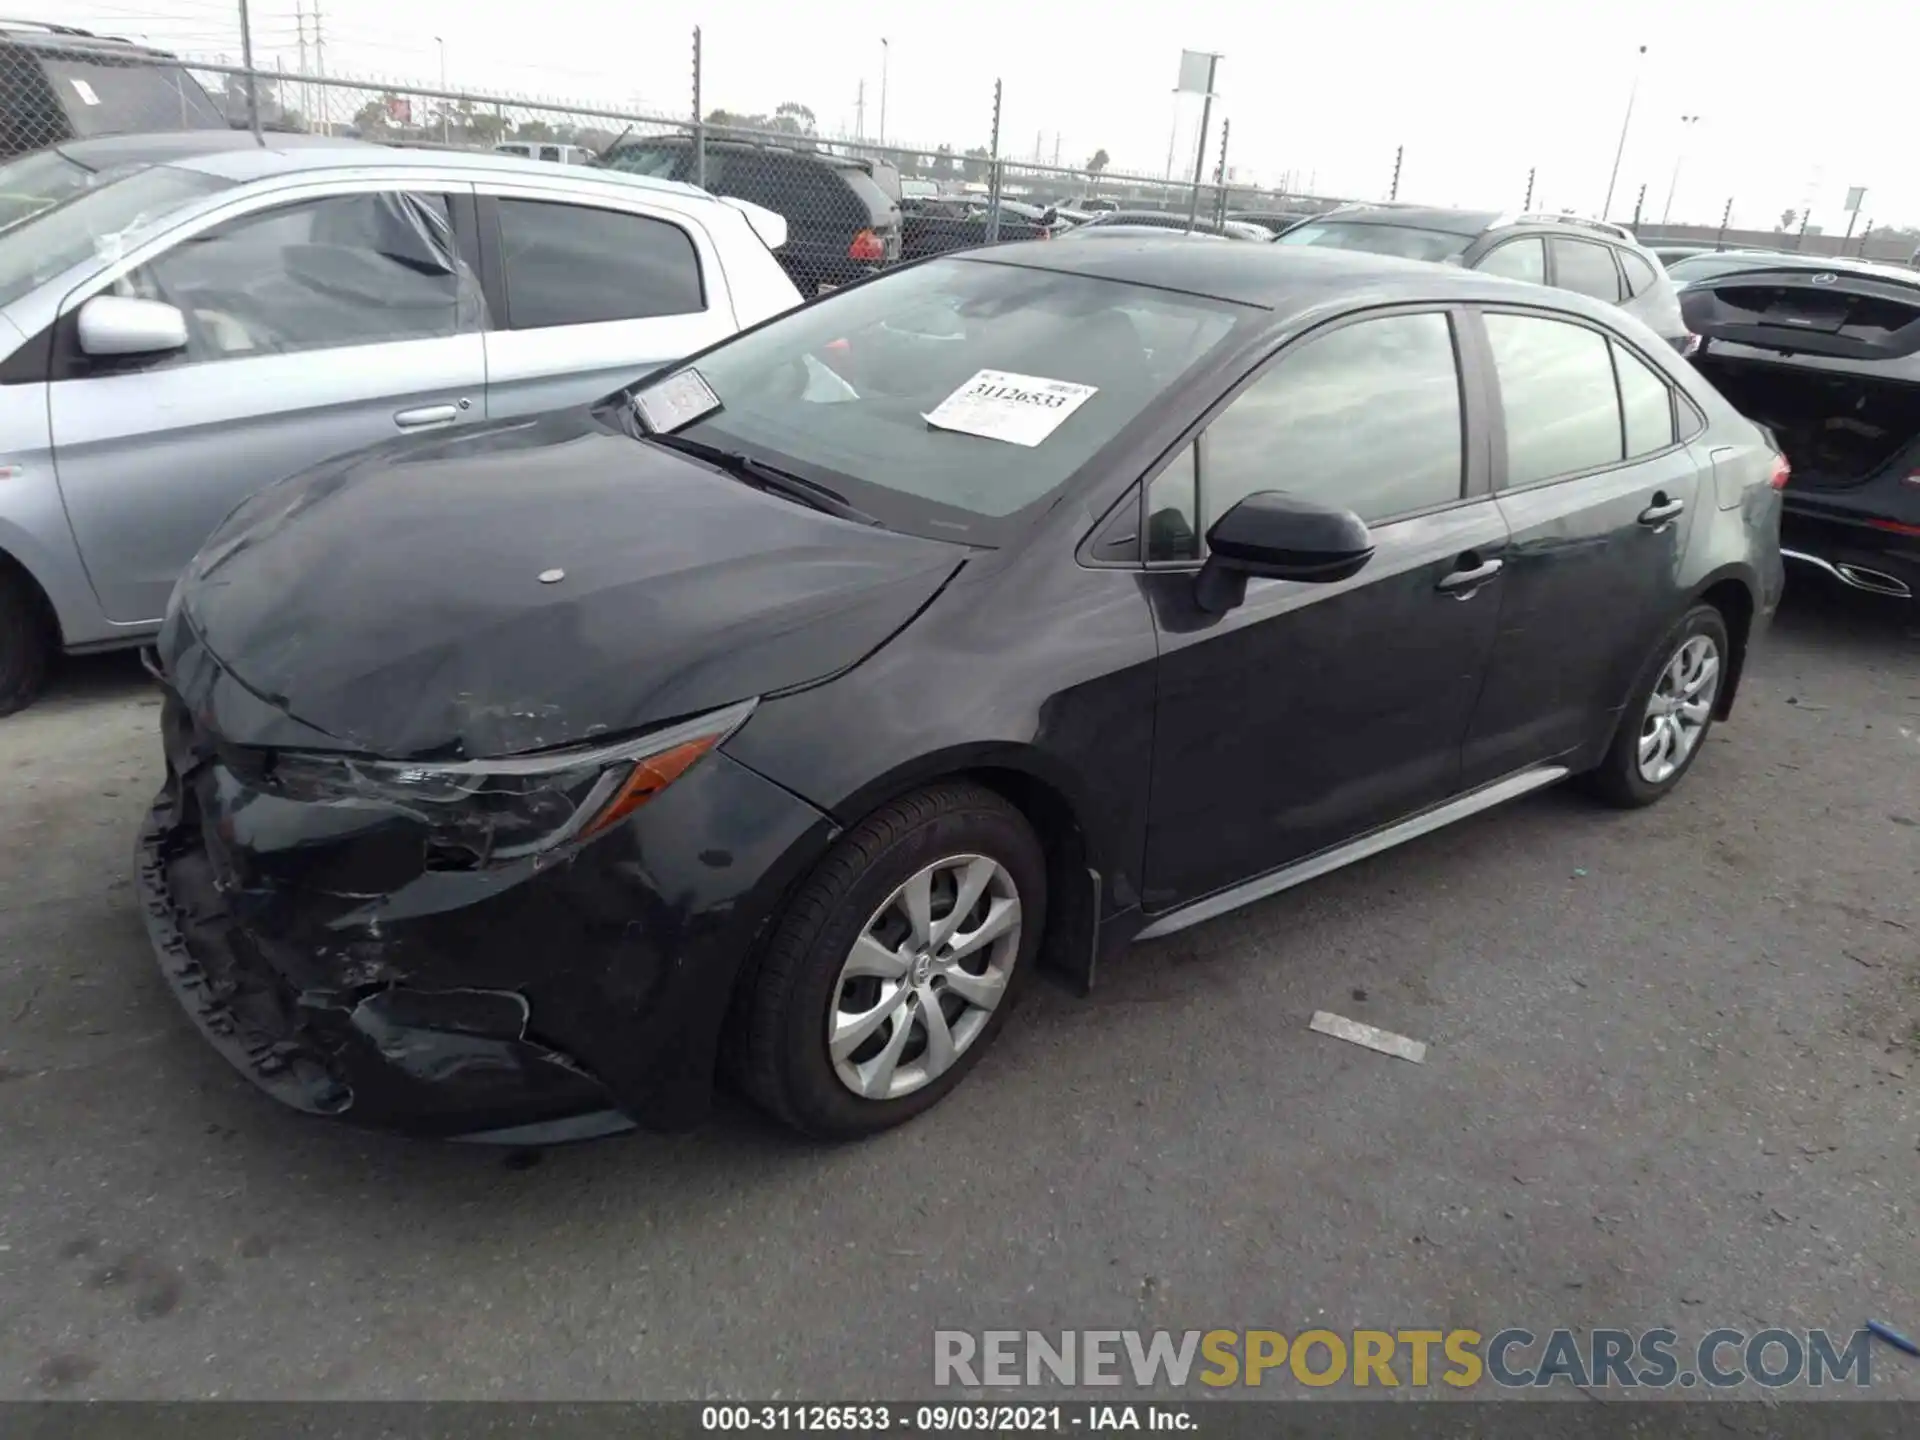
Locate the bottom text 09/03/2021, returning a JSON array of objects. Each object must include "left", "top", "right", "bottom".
[{"left": 700, "top": 1404, "right": 1197, "bottom": 1432}]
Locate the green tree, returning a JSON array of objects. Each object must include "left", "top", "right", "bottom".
[
  {"left": 963, "top": 145, "right": 991, "bottom": 182},
  {"left": 514, "top": 118, "right": 556, "bottom": 143},
  {"left": 352, "top": 97, "right": 391, "bottom": 134},
  {"left": 935, "top": 143, "right": 956, "bottom": 179},
  {"left": 467, "top": 111, "right": 508, "bottom": 145},
  {"left": 1778, "top": 208, "right": 1797, "bottom": 232},
  {"left": 773, "top": 101, "right": 817, "bottom": 136},
  {"left": 1086, "top": 147, "right": 1110, "bottom": 175}
]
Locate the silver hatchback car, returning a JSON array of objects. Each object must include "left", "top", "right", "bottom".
[{"left": 0, "top": 133, "right": 802, "bottom": 712}]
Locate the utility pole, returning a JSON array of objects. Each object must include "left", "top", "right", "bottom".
[
  {"left": 1661, "top": 114, "right": 1699, "bottom": 224},
  {"left": 854, "top": 79, "right": 865, "bottom": 141},
  {"left": 1184, "top": 53, "right": 1219, "bottom": 233},
  {"left": 1052, "top": 133, "right": 1061, "bottom": 167},
  {"left": 236, "top": 0, "right": 261, "bottom": 139},
  {"left": 1164, "top": 92, "right": 1179, "bottom": 181},
  {"left": 1388, "top": 144, "right": 1403, "bottom": 202},
  {"left": 1523, "top": 166, "right": 1535, "bottom": 210},
  {"left": 1601, "top": 43, "right": 1648, "bottom": 220},
  {"left": 878, "top": 38, "right": 889, "bottom": 146}
]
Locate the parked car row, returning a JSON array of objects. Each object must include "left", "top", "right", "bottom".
[{"left": 0, "top": 132, "right": 804, "bottom": 712}]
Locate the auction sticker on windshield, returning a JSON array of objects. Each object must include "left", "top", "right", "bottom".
[
  {"left": 924, "top": 369, "right": 1098, "bottom": 447},
  {"left": 633, "top": 368, "right": 722, "bottom": 434}
]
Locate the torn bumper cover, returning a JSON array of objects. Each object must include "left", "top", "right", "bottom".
[{"left": 138, "top": 676, "right": 835, "bottom": 1140}]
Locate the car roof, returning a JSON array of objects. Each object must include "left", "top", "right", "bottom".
[
  {"left": 60, "top": 132, "right": 719, "bottom": 203},
  {"left": 1310, "top": 206, "right": 1501, "bottom": 236},
  {"left": 969, "top": 234, "right": 1598, "bottom": 315},
  {"left": 611, "top": 135, "right": 874, "bottom": 172},
  {"left": 0, "top": 22, "right": 178, "bottom": 58}
]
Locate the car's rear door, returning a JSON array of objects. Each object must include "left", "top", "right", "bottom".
[
  {"left": 1140, "top": 306, "right": 1510, "bottom": 910},
  {"left": 47, "top": 178, "right": 487, "bottom": 625},
  {"left": 475, "top": 181, "right": 738, "bottom": 421},
  {"left": 1459, "top": 306, "right": 1704, "bottom": 785}
]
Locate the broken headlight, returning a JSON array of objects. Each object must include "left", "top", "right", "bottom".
[{"left": 261, "top": 697, "right": 757, "bottom": 866}]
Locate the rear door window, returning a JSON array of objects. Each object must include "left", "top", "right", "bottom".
[
  {"left": 1550, "top": 238, "right": 1624, "bottom": 302},
  {"left": 1477, "top": 238, "right": 1545, "bottom": 284},
  {"left": 497, "top": 198, "right": 704, "bottom": 327},
  {"left": 1485, "top": 312, "right": 1623, "bottom": 485}
]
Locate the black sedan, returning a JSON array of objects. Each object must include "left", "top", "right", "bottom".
[{"left": 141, "top": 241, "right": 1786, "bottom": 1142}]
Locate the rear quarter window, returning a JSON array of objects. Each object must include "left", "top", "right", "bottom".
[{"left": 1620, "top": 249, "right": 1660, "bottom": 297}]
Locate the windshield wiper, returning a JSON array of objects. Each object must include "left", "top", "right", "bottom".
[{"left": 645, "top": 432, "right": 882, "bottom": 527}]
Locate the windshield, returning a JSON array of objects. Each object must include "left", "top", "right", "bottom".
[
  {"left": 0, "top": 148, "right": 103, "bottom": 232},
  {"left": 1278, "top": 221, "right": 1473, "bottom": 263},
  {"left": 641, "top": 257, "right": 1248, "bottom": 544},
  {"left": 0, "top": 162, "right": 233, "bottom": 309},
  {"left": 40, "top": 57, "right": 226, "bottom": 137}
]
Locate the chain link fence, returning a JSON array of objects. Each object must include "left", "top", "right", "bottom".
[
  {"left": 9, "top": 18, "right": 1914, "bottom": 268},
  {"left": 0, "top": 18, "right": 1357, "bottom": 297}
]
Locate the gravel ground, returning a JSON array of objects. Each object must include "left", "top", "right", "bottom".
[{"left": 0, "top": 583, "right": 1915, "bottom": 1401}]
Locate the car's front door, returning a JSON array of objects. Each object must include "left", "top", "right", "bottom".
[
  {"left": 1139, "top": 308, "right": 1510, "bottom": 912},
  {"left": 477, "top": 187, "right": 735, "bottom": 421},
  {"left": 47, "top": 182, "right": 487, "bottom": 625},
  {"left": 1459, "top": 307, "right": 1704, "bottom": 785}
]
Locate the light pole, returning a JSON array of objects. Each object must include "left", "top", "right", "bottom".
[
  {"left": 435, "top": 37, "right": 448, "bottom": 144},
  {"left": 1661, "top": 114, "right": 1700, "bottom": 224},
  {"left": 1601, "top": 43, "right": 1647, "bottom": 221},
  {"left": 878, "top": 38, "right": 889, "bottom": 146}
]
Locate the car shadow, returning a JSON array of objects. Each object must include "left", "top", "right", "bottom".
[
  {"left": 36, "top": 649, "right": 155, "bottom": 710},
  {"left": 1772, "top": 572, "right": 1919, "bottom": 652}
]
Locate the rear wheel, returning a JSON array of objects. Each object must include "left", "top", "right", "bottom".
[
  {"left": 0, "top": 562, "right": 52, "bottom": 717},
  {"left": 1581, "top": 603, "right": 1729, "bottom": 808},
  {"left": 737, "top": 781, "right": 1045, "bottom": 1138}
]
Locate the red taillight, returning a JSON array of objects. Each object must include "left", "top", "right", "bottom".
[
  {"left": 848, "top": 228, "right": 884, "bottom": 262},
  {"left": 1869, "top": 517, "right": 1920, "bottom": 537},
  {"left": 1768, "top": 455, "right": 1791, "bottom": 490}
]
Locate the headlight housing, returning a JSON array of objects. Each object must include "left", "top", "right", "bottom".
[{"left": 260, "top": 697, "right": 757, "bottom": 868}]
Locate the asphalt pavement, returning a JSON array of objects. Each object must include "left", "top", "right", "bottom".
[{"left": 1, "top": 583, "right": 1915, "bottom": 1400}]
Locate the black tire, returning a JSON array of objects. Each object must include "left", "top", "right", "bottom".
[
  {"left": 1580, "top": 603, "right": 1730, "bottom": 809},
  {"left": 736, "top": 780, "right": 1046, "bottom": 1139},
  {"left": 0, "top": 561, "right": 51, "bottom": 718}
]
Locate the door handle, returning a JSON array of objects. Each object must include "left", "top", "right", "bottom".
[
  {"left": 1638, "top": 495, "right": 1686, "bottom": 527},
  {"left": 394, "top": 403, "right": 461, "bottom": 429},
  {"left": 1436, "top": 557, "right": 1503, "bottom": 595}
]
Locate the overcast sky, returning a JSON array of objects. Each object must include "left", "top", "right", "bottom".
[{"left": 52, "top": 0, "right": 1917, "bottom": 233}]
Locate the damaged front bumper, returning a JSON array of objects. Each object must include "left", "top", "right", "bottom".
[
  {"left": 137, "top": 790, "right": 629, "bottom": 1140},
  {"left": 137, "top": 678, "right": 837, "bottom": 1141}
]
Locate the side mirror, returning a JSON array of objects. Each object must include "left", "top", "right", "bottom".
[
  {"left": 1040, "top": 207, "right": 1058, "bottom": 226},
  {"left": 77, "top": 295, "right": 188, "bottom": 359},
  {"left": 1194, "top": 490, "right": 1374, "bottom": 613}
]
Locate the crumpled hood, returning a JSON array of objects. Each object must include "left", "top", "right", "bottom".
[{"left": 163, "top": 410, "right": 964, "bottom": 759}]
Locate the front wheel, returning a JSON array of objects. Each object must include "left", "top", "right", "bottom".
[
  {"left": 736, "top": 781, "right": 1046, "bottom": 1138},
  {"left": 0, "top": 563, "right": 52, "bottom": 717},
  {"left": 1581, "top": 603, "right": 1729, "bottom": 808}
]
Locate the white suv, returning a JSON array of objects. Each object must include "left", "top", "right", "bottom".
[{"left": 0, "top": 132, "right": 800, "bottom": 712}]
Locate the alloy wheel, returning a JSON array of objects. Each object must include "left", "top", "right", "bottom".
[
  {"left": 827, "top": 854, "right": 1022, "bottom": 1101},
  {"left": 1637, "top": 634, "right": 1720, "bottom": 784}
]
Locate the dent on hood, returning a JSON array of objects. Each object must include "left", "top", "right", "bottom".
[{"left": 171, "top": 411, "right": 966, "bottom": 759}]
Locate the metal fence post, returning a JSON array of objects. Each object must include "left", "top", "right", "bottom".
[
  {"left": 1715, "top": 197, "right": 1732, "bottom": 251},
  {"left": 1388, "top": 144, "right": 1403, "bottom": 202},
  {"left": 985, "top": 79, "right": 1003, "bottom": 244},
  {"left": 1212, "top": 118, "right": 1231, "bottom": 225},
  {"left": 1856, "top": 218, "right": 1874, "bottom": 257},
  {"left": 236, "top": 0, "right": 262, "bottom": 138},
  {"left": 1523, "top": 167, "right": 1535, "bottom": 210},
  {"left": 1185, "top": 54, "right": 1218, "bottom": 233},
  {"left": 692, "top": 28, "right": 705, "bottom": 189}
]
